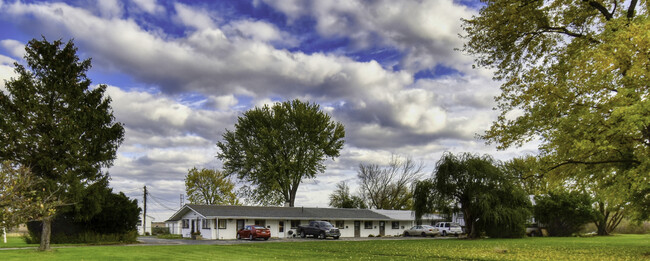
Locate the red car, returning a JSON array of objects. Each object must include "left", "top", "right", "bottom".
[{"left": 237, "top": 225, "right": 271, "bottom": 240}]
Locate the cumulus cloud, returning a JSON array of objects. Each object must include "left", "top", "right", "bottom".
[
  {"left": 131, "top": 0, "right": 165, "bottom": 15},
  {"left": 173, "top": 3, "right": 217, "bottom": 30},
  {"left": 0, "top": 39, "right": 25, "bottom": 59},
  {"left": 223, "top": 19, "right": 300, "bottom": 48},
  {"left": 96, "top": 0, "right": 123, "bottom": 18},
  {"left": 0, "top": 54, "right": 17, "bottom": 93},
  {"left": 261, "top": 0, "right": 476, "bottom": 73}
]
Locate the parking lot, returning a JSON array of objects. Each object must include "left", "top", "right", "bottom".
[{"left": 137, "top": 235, "right": 459, "bottom": 246}]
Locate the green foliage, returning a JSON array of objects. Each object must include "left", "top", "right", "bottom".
[
  {"left": 89, "top": 191, "right": 140, "bottom": 234},
  {"left": 152, "top": 227, "right": 170, "bottom": 235},
  {"left": 25, "top": 187, "right": 139, "bottom": 244},
  {"left": 414, "top": 152, "right": 531, "bottom": 238},
  {"left": 0, "top": 161, "right": 39, "bottom": 229},
  {"left": 534, "top": 190, "right": 595, "bottom": 237},
  {"left": 156, "top": 233, "right": 182, "bottom": 239},
  {"left": 217, "top": 99, "right": 345, "bottom": 206},
  {"left": 328, "top": 181, "right": 367, "bottom": 209},
  {"left": 463, "top": 0, "right": 650, "bottom": 222},
  {"left": 0, "top": 37, "right": 124, "bottom": 250},
  {"left": 184, "top": 167, "right": 239, "bottom": 205}
]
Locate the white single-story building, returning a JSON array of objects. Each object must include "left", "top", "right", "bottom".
[{"left": 166, "top": 204, "right": 444, "bottom": 240}]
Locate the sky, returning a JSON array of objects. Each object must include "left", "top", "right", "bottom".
[{"left": 0, "top": 0, "right": 539, "bottom": 222}]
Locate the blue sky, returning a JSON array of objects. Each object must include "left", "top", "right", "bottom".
[{"left": 0, "top": 0, "right": 537, "bottom": 221}]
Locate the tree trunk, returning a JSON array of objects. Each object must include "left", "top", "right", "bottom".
[
  {"left": 596, "top": 222, "right": 609, "bottom": 236},
  {"left": 38, "top": 216, "right": 52, "bottom": 251}
]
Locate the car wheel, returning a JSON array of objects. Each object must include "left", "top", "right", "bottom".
[
  {"left": 236, "top": 233, "right": 241, "bottom": 240},
  {"left": 530, "top": 231, "right": 537, "bottom": 237},
  {"left": 300, "top": 231, "right": 306, "bottom": 238},
  {"left": 319, "top": 232, "right": 326, "bottom": 239},
  {"left": 333, "top": 236, "right": 339, "bottom": 240},
  {"left": 264, "top": 237, "right": 269, "bottom": 241},
  {"left": 421, "top": 232, "right": 426, "bottom": 237},
  {"left": 404, "top": 232, "right": 410, "bottom": 237},
  {"left": 249, "top": 234, "right": 254, "bottom": 240},
  {"left": 442, "top": 231, "right": 447, "bottom": 237}
]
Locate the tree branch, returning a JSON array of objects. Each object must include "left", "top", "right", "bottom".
[
  {"left": 583, "top": 0, "right": 613, "bottom": 20},
  {"left": 548, "top": 159, "right": 641, "bottom": 171},
  {"left": 627, "top": 0, "right": 638, "bottom": 19}
]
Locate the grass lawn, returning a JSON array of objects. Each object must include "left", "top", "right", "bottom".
[
  {"left": 0, "top": 235, "right": 37, "bottom": 248},
  {"left": 0, "top": 234, "right": 648, "bottom": 260}
]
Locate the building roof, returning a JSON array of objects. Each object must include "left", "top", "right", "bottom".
[
  {"left": 372, "top": 209, "right": 444, "bottom": 221},
  {"left": 166, "top": 204, "right": 421, "bottom": 222}
]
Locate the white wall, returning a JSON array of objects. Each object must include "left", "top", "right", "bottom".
[{"left": 169, "top": 215, "right": 417, "bottom": 239}]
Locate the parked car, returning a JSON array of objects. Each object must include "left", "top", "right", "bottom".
[
  {"left": 237, "top": 225, "right": 271, "bottom": 240},
  {"left": 433, "top": 222, "right": 463, "bottom": 236},
  {"left": 297, "top": 221, "right": 341, "bottom": 239},
  {"left": 403, "top": 225, "right": 440, "bottom": 237},
  {"left": 526, "top": 223, "right": 543, "bottom": 237}
]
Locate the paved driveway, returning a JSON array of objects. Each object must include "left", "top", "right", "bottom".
[{"left": 137, "top": 235, "right": 457, "bottom": 246}]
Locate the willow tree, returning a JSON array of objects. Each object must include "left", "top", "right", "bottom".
[
  {"left": 217, "top": 99, "right": 345, "bottom": 207},
  {"left": 414, "top": 153, "right": 531, "bottom": 238},
  {"left": 0, "top": 38, "right": 124, "bottom": 250},
  {"left": 463, "top": 0, "right": 650, "bottom": 220}
]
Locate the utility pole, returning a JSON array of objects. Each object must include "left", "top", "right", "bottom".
[
  {"left": 180, "top": 194, "right": 184, "bottom": 208},
  {"left": 143, "top": 185, "right": 147, "bottom": 236}
]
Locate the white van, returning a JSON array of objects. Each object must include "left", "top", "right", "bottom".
[{"left": 433, "top": 222, "right": 463, "bottom": 236}]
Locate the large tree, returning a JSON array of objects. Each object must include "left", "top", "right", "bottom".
[
  {"left": 0, "top": 38, "right": 124, "bottom": 250},
  {"left": 357, "top": 156, "right": 424, "bottom": 210},
  {"left": 185, "top": 167, "right": 240, "bottom": 205},
  {"left": 328, "top": 181, "right": 367, "bottom": 209},
  {"left": 463, "top": 0, "right": 649, "bottom": 220},
  {"left": 414, "top": 153, "right": 531, "bottom": 238},
  {"left": 217, "top": 99, "right": 345, "bottom": 207}
]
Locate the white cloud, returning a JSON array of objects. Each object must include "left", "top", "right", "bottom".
[
  {"left": 131, "top": 0, "right": 164, "bottom": 15},
  {"left": 96, "top": 0, "right": 123, "bottom": 18},
  {"left": 0, "top": 39, "right": 25, "bottom": 58},
  {"left": 223, "top": 19, "right": 300, "bottom": 48},
  {"left": 262, "top": 0, "right": 476, "bottom": 73},
  {"left": 173, "top": 3, "right": 216, "bottom": 30},
  {"left": 0, "top": 54, "right": 17, "bottom": 93}
]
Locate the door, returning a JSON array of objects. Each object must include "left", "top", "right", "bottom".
[
  {"left": 236, "top": 219, "right": 245, "bottom": 238},
  {"left": 191, "top": 220, "right": 195, "bottom": 233},
  {"left": 278, "top": 221, "right": 285, "bottom": 238},
  {"left": 354, "top": 221, "right": 361, "bottom": 237},
  {"left": 379, "top": 221, "right": 385, "bottom": 236}
]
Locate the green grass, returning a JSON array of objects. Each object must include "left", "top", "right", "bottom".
[
  {"left": 0, "top": 236, "right": 37, "bottom": 248},
  {"left": 0, "top": 234, "right": 648, "bottom": 260}
]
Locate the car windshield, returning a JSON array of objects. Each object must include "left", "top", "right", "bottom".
[
  {"left": 317, "top": 222, "right": 333, "bottom": 228},
  {"left": 254, "top": 226, "right": 266, "bottom": 229}
]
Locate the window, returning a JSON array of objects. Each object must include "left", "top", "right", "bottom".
[
  {"left": 392, "top": 222, "right": 399, "bottom": 229},
  {"left": 335, "top": 221, "right": 344, "bottom": 229},
  {"left": 182, "top": 219, "right": 189, "bottom": 228},
  {"left": 202, "top": 219, "right": 210, "bottom": 229},
  {"left": 291, "top": 220, "right": 301, "bottom": 229},
  {"left": 255, "top": 220, "right": 266, "bottom": 227},
  {"left": 218, "top": 219, "right": 227, "bottom": 229},
  {"left": 364, "top": 221, "right": 373, "bottom": 229}
]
